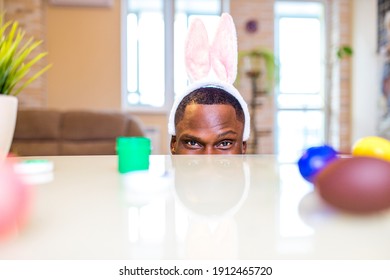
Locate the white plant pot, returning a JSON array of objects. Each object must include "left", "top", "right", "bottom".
[{"left": 0, "top": 95, "right": 18, "bottom": 160}]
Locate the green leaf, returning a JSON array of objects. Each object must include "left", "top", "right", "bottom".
[
  {"left": 0, "top": 13, "right": 51, "bottom": 96},
  {"left": 236, "top": 47, "right": 279, "bottom": 92},
  {"left": 12, "top": 63, "right": 52, "bottom": 96},
  {"left": 337, "top": 45, "right": 353, "bottom": 59}
]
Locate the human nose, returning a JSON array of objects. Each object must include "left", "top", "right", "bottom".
[{"left": 204, "top": 145, "right": 219, "bottom": 155}]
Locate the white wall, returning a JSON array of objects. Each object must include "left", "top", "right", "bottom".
[{"left": 352, "top": 0, "right": 381, "bottom": 143}]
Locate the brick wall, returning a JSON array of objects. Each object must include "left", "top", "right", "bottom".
[
  {"left": 326, "top": 0, "right": 352, "bottom": 153},
  {"left": 231, "top": 0, "right": 275, "bottom": 154},
  {"left": 337, "top": 0, "right": 352, "bottom": 153},
  {"left": 4, "top": 0, "right": 48, "bottom": 107}
]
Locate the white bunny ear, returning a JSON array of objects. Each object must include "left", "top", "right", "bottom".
[
  {"left": 169, "top": 13, "right": 251, "bottom": 141},
  {"left": 210, "top": 13, "right": 238, "bottom": 84},
  {"left": 185, "top": 18, "right": 211, "bottom": 83}
]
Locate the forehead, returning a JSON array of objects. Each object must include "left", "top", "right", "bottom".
[{"left": 176, "top": 104, "right": 243, "bottom": 134}]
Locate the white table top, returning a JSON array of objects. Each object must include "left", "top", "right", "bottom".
[{"left": 1, "top": 155, "right": 390, "bottom": 260}]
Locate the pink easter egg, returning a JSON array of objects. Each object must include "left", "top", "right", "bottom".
[{"left": 0, "top": 159, "right": 31, "bottom": 238}]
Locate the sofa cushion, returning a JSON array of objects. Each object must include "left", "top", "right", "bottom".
[
  {"left": 61, "top": 110, "right": 127, "bottom": 140},
  {"left": 11, "top": 108, "right": 146, "bottom": 156},
  {"left": 11, "top": 141, "right": 59, "bottom": 156},
  {"left": 125, "top": 114, "right": 145, "bottom": 136},
  {"left": 60, "top": 140, "right": 116, "bottom": 155},
  {"left": 13, "top": 109, "right": 61, "bottom": 139}
]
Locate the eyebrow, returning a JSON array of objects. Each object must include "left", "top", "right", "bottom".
[
  {"left": 180, "top": 130, "right": 238, "bottom": 143},
  {"left": 217, "top": 130, "right": 238, "bottom": 138},
  {"left": 180, "top": 134, "right": 203, "bottom": 142},
  {"left": 181, "top": 130, "right": 237, "bottom": 140}
]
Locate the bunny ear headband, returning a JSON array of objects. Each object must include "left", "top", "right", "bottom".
[{"left": 168, "top": 13, "right": 251, "bottom": 141}]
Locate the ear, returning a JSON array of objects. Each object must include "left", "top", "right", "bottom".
[
  {"left": 170, "top": 136, "right": 177, "bottom": 154},
  {"left": 242, "top": 141, "right": 247, "bottom": 154},
  {"left": 210, "top": 13, "right": 238, "bottom": 84},
  {"left": 185, "top": 18, "right": 211, "bottom": 82}
]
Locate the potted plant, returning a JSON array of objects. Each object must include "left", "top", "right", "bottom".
[
  {"left": 0, "top": 13, "right": 51, "bottom": 159},
  {"left": 236, "top": 47, "right": 279, "bottom": 94},
  {"left": 235, "top": 47, "right": 278, "bottom": 153}
]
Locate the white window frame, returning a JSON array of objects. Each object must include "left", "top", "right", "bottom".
[
  {"left": 274, "top": 0, "right": 327, "bottom": 162},
  {"left": 120, "top": 0, "right": 230, "bottom": 113}
]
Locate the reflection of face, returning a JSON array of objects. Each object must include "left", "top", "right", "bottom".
[
  {"left": 174, "top": 156, "right": 246, "bottom": 217},
  {"left": 170, "top": 104, "right": 246, "bottom": 155}
]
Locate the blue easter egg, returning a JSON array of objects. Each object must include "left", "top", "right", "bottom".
[{"left": 298, "top": 145, "right": 338, "bottom": 182}]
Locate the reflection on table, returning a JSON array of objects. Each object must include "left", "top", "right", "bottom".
[{"left": 1, "top": 155, "right": 390, "bottom": 259}]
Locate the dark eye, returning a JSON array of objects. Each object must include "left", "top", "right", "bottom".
[
  {"left": 217, "top": 140, "right": 233, "bottom": 148},
  {"left": 185, "top": 140, "right": 201, "bottom": 148}
]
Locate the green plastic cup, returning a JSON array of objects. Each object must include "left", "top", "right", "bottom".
[{"left": 116, "top": 137, "right": 151, "bottom": 173}]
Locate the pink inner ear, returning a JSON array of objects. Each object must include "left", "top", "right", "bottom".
[
  {"left": 185, "top": 19, "right": 211, "bottom": 82},
  {"left": 210, "top": 13, "right": 238, "bottom": 84}
]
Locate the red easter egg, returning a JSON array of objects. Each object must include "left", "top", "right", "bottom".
[
  {"left": 314, "top": 157, "right": 390, "bottom": 213},
  {"left": 0, "top": 160, "right": 31, "bottom": 237}
]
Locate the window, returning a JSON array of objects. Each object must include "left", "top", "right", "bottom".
[
  {"left": 275, "top": 2, "right": 326, "bottom": 240},
  {"left": 124, "top": 0, "right": 225, "bottom": 111},
  {"left": 275, "top": 1, "right": 326, "bottom": 162}
]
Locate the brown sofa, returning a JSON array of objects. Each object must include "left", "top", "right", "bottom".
[{"left": 11, "top": 108, "right": 146, "bottom": 156}]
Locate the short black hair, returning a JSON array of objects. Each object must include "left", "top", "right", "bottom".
[{"left": 174, "top": 87, "right": 245, "bottom": 126}]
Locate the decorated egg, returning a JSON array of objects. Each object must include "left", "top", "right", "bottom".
[
  {"left": 298, "top": 145, "right": 338, "bottom": 182},
  {"left": 0, "top": 160, "right": 31, "bottom": 238},
  {"left": 352, "top": 136, "right": 390, "bottom": 162},
  {"left": 315, "top": 156, "right": 390, "bottom": 213}
]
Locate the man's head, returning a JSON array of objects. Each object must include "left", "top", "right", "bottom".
[
  {"left": 169, "top": 13, "right": 250, "bottom": 154},
  {"left": 170, "top": 86, "right": 248, "bottom": 155}
]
